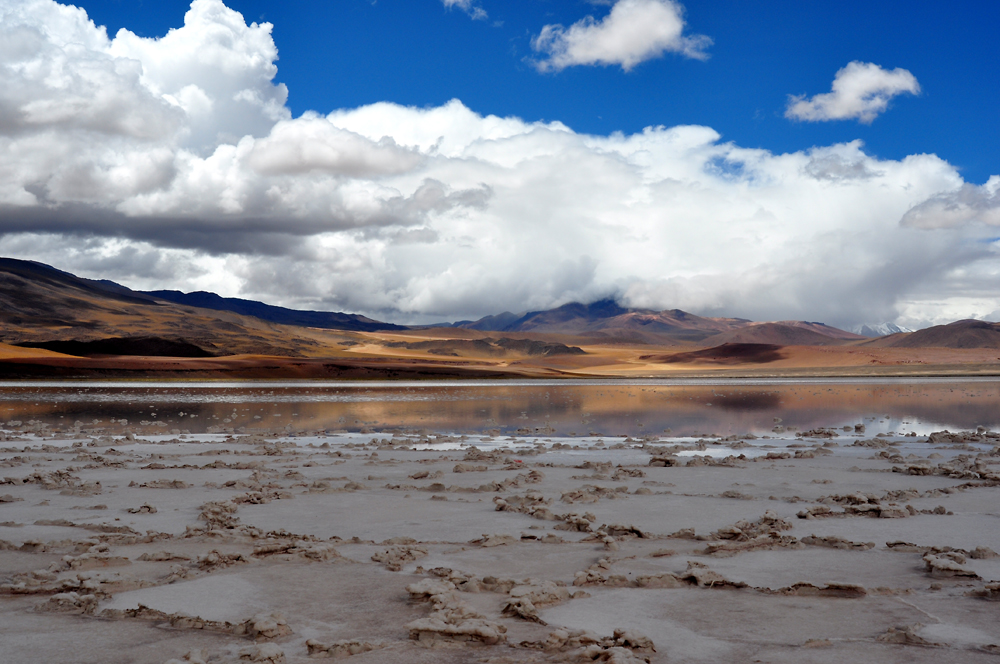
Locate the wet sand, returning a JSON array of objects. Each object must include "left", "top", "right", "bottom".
[{"left": 2, "top": 419, "right": 999, "bottom": 663}]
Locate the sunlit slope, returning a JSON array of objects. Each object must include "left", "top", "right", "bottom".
[{"left": 0, "top": 258, "right": 352, "bottom": 357}]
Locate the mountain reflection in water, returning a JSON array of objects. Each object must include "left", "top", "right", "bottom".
[{"left": 1, "top": 379, "right": 998, "bottom": 437}]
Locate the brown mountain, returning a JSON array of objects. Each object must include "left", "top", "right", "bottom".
[
  {"left": 0, "top": 258, "right": 345, "bottom": 357},
  {"left": 864, "top": 319, "right": 1000, "bottom": 349},
  {"left": 455, "top": 299, "right": 750, "bottom": 344},
  {"left": 455, "top": 300, "right": 864, "bottom": 346},
  {"left": 700, "top": 322, "right": 865, "bottom": 346}
]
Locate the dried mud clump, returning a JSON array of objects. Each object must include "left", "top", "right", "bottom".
[
  {"left": 702, "top": 511, "right": 800, "bottom": 556},
  {"left": 554, "top": 513, "right": 596, "bottom": 533},
  {"left": 923, "top": 553, "right": 980, "bottom": 578},
  {"left": 305, "top": 639, "right": 387, "bottom": 658},
  {"left": 97, "top": 605, "right": 290, "bottom": 641},
  {"left": 772, "top": 582, "right": 867, "bottom": 598},
  {"left": 371, "top": 545, "right": 427, "bottom": 571},
  {"left": 238, "top": 643, "right": 286, "bottom": 663},
  {"left": 37, "top": 591, "right": 99, "bottom": 614},
  {"left": 561, "top": 485, "right": 628, "bottom": 504},
  {"left": 246, "top": 612, "right": 293, "bottom": 640},
  {"left": 677, "top": 561, "right": 749, "bottom": 589},
  {"left": 197, "top": 501, "right": 240, "bottom": 531},
  {"left": 522, "top": 628, "right": 655, "bottom": 663},
  {"left": 876, "top": 624, "right": 942, "bottom": 647},
  {"left": 405, "top": 578, "right": 507, "bottom": 646},
  {"left": 453, "top": 463, "right": 488, "bottom": 473},
  {"left": 502, "top": 580, "right": 574, "bottom": 624},
  {"left": 801, "top": 535, "right": 875, "bottom": 551},
  {"left": 252, "top": 539, "right": 341, "bottom": 561},
  {"left": 967, "top": 583, "right": 1000, "bottom": 600},
  {"left": 195, "top": 550, "right": 250, "bottom": 571},
  {"left": 494, "top": 492, "right": 559, "bottom": 521},
  {"left": 472, "top": 533, "right": 518, "bottom": 548}
]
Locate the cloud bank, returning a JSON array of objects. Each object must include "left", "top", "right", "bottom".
[
  {"left": 530, "top": 0, "right": 710, "bottom": 72},
  {"left": 786, "top": 61, "right": 920, "bottom": 124},
  {"left": 0, "top": 0, "right": 997, "bottom": 329}
]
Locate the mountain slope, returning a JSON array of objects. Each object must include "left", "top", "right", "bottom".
[
  {"left": 0, "top": 258, "right": 345, "bottom": 356},
  {"left": 865, "top": 319, "right": 1000, "bottom": 349},
  {"left": 700, "top": 322, "right": 865, "bottom": 346},
  {"left": 455, "top": 299, "right": 750, "bottom": 344},
  {"left": 145, "top": 290, "right": 405, "bottom": 332},
  {"left": 453, "top": 299, "right": 864, "bottom": 346}
]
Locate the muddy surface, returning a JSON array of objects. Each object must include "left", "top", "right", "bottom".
[{"left": 2, "top": 414, "right": 999, "bottom": 663}]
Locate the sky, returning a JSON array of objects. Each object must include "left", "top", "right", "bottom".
[{"left": 0, "top": 0, "right": 998, "bottom": 329}]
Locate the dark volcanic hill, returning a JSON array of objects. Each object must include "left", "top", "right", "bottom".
[
  {"left": 865, "top": 319, "right": 1000, "bottom": 349},
  {"left": 145, "top": 290, "right": 405, "bottom": 333}
]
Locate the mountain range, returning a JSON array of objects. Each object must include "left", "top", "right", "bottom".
[{"left": 3, "top": 256, "right": 1000, "bottom": 357}]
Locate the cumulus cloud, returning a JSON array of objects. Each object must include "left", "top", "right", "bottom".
[
  {"left": 786, "top": 61, "right": 920, "bottom": 123},
  {"left": 900, "top": 177, "right": 1000, "bottom": 229},
  {"left": 441, "top": 0, "right": 487, "bottom": 21},
  {"left": 530, "top": 0, "right": 710, "bottom": 72},
  {"left": 1, "top": 0, "right": 998, "bottom": 330}
]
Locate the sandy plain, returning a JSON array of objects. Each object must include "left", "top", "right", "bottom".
[
  {"left": 2, "top": 415, "right": 999, "bottom": 663},
  {"left": 5, "top": 334, "right": 1000, "bottom": 381}
]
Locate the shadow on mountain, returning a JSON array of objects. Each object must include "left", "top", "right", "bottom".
[
  {"left": 17, "top": 337, "right": 216, "bottom": 358},
  {"left": 383, "top": 337, "right": 585, "bottom": 358},
  {"left": 646, "top": 343, "right": 787, "bottom": 365}
]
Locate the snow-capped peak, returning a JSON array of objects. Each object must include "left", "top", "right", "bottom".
[{"left": 850, "top": 322, "right": 914, "bottom": 337}]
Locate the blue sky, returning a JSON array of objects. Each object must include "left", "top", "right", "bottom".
[
  {"left": 1, "top": 0, "right": 998, "bottom": 328},
  {"left": 76, "top": 0, "right": 998, "bottom": 184}
]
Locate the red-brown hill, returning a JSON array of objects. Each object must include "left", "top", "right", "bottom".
[
  {"left": 699, "top": 322, "right": 864, "bottom": 347},
  {"left": 864, "top": 319, "right": 1000, "bottom": 349}
]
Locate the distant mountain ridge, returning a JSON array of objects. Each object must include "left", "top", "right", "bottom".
[
  {"left": 144, "top": 290, "right": 406, "bottom": 333},
  {"left": 8, "top": 256, "right": 1000, "bottom": 351},
  {"left": 451, "top": 299, "right": 866, "bottom": 345},
  {"left": 451, "top": 299, "right": 750, "bottom": 344},
  {"left": 0, "top": 257, "right": 405, "bottom": 334}
]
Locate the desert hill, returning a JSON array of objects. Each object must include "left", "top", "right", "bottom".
[
  {"left": 382, "top": 337, "right": 584, "bottom": 358},
  {"left": 454, "top": 299, "right": 751, "bottom": 344},
  {"left": 453, "top": 299, "right": 868, "bottom": 346},
  {"left": 700, "top": 322, "right": 865, "bottom": 346},
  {"left": 0, "top": 257, "right": 350, "bottom": 357},
  {"left": 863, "top": 319, "right": 1000, "bottom": 349}
]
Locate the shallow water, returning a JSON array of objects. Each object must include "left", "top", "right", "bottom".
[{"left": 1, "top": 377, "right": 999, "bottom": 437}]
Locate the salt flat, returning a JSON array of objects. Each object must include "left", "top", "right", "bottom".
[{"left": 1, "top": 424, "right": 999, "bottom": 663}]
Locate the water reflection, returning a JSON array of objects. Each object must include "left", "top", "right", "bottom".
[{"left": 0, "top": 379, "right": 998, "bottom": 437}]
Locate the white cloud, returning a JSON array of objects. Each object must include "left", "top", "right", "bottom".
[
  {"left": 900, "top": 177, "right": 1000, "bottom": 229},
  {"left": 1, "top": 0, "right": 998, "bottom": 330},
  {"left": 786, "top": 61, "right": 920, "bottom": 124},
  {"left": 530, "top": 0, "right": 710, "bottom": 72},
  {"left": 441, "top": 0, "right": 487, "bottom": 21}
]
